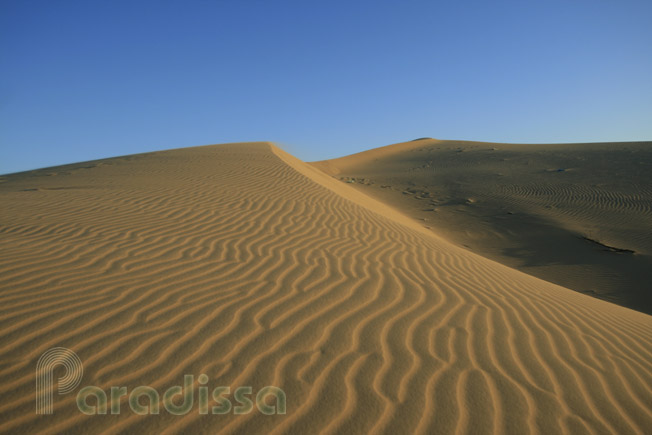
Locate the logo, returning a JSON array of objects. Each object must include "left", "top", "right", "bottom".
[
  {"left": 35, "top": 347, "right": 285, "bottom": 416},
  {"left": 35, "top": 347, "right": 84, "bottom": 414}
]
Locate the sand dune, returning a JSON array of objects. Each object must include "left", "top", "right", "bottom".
[
  {"left": 312, "top": 138, "right": 652, "bottom": 314},
  {"left": 1, "top": 142, "right": 651, "bottom": 434}
]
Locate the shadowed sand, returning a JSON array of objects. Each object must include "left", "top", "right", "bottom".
[
  {"left": 0, "top": 142, "right": 651, "bottom": 434},
  {"left": 312, "top": 138, "right": 652, "bottom": 314}
]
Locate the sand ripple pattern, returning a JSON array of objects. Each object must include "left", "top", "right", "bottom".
[
  {"left": 498, "top": 182, "right": 652, "bottom": 252},
  {"left": 0, "top": 143, "right": 651, "bottom": 434}
]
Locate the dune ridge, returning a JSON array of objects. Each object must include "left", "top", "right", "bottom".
[
  {"left": 0, "top": 142, "right": 651, "bottom": 434},
  {"left": 312, "top": 138, "right": 652, "bottom": 313}
]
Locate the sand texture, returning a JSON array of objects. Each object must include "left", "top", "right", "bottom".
[
  {"left": 1, "top": 142, "right": 651, "bottom": 434},
  {"left": 312, "top": 138, "right": 652, "bottom": 314}
]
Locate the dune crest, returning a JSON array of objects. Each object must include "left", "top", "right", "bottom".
[
  {"left": 1, "top": 142, "right": 651, "bottom": 434},
  {"left": 312, "top": 139, "right": 652, "bottom": 314}
]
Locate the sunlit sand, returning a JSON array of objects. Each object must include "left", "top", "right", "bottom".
[{"left": 1, "top": 142, "right": 651, "bottom": 434}]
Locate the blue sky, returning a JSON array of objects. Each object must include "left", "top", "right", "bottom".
[{"left": 1, "top": 0, "right": 651, "bottom": 174}]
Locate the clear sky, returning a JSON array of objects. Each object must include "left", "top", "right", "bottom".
[{"left": 1, "top": 0, "right": 651, "bottom": 174}]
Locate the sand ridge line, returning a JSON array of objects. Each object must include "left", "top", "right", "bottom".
[{"left": 0, "top": 142, "right": 651, "bottom": 434}]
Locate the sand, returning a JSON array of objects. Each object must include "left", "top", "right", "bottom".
[
  {"left": 0, "top": 142, "right": 651, "bottom": 434},
  {"left": 312, "top": 138, "right": 652, "bottom": 314}
]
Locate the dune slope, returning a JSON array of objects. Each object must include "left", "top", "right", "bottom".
[
  {"left": 312, "top": 138, "right": 652, "bottom": 314},
  {"left": 0, "top": 142, "right": 651, "bottom": 434}
]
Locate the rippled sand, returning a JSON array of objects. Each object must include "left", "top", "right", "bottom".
[{"left": 1, "top": 142, "right": 651, "bottom": 434}]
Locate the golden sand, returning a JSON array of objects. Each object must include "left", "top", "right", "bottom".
[{"left": 1, "top": 142, "right": 651, "bottom": 434}]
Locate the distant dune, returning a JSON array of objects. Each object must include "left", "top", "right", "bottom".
[
  {"left": 312, "top": 138, "right": 652, "bottom": 314},
  {"left": 1, "top": 142, "right": 651, "bottom": 434}
]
